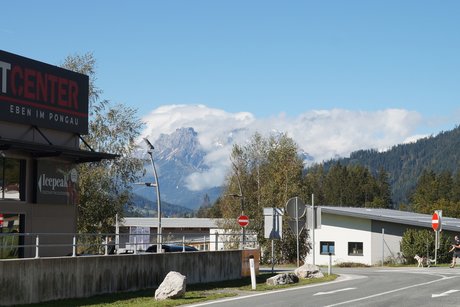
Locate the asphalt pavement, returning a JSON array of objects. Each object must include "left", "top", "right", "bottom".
[{"left": 186, "top": 266, "right": 460, "bottom": 307}]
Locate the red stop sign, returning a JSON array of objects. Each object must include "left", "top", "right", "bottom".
[
  {"left": 238, "top": 215, "right": 249, "bottom": 227},
  {"left": 432, "top": 212, "right": 440, "bottom": 231}
]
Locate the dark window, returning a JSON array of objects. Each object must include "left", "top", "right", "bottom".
[
  {"left": 348, "top": 242, "right": 363, "bottom": 256},
  {"left": 0, "top": 158, "right": 25, "bottom": 201},
  {"left": 320, "top": 241, "right": 335, "bottom": 255}
]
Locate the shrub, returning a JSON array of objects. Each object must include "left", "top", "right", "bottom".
[{"left": 400, "top": 229, "right": 452, "bottom": 264}]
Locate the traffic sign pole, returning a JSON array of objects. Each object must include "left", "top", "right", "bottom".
[
  {"left": 432, "top": 210, "right": 442, "bottom": 266},
  {"left": 312, "top": 194, "right": 315, "bottom": 266},
  {"left": 435, "top": 230, "right": 438, "bottom": 266},
  {"left": 296, "top": 197, "right": 299, "bottom": 267},
  {"left": 285, "top": 196, "right": 305, "bottom": 267},
  {"left": 238, "top": 215, "right": 249, "bottom": 227},
  {"left": 237, "top": 215, "right": 249, "bottom": 249}
]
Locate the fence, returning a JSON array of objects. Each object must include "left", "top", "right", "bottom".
[{"left": 0, "top": 231, "right": 259, "bottom": 259}]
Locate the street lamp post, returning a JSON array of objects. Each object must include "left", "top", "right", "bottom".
[
  {"left": 228, "top": 193, "right": 245, "bottom": 248},
  {"left": 143, "top": 138, "right": 162, "bottom": 253},
  {"left": 230, "top": 162, "right": 245, "bottom": 248}
]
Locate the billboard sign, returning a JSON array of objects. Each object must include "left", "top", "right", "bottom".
[
  {"left": 0, "top": 50, "right": 89, "bottom": 134},
  {"left": 36, "top": 160, "right": 79, "bottom": 205},
  {"left": 264, "top": 208, "right": 283, "bottom": 240}
]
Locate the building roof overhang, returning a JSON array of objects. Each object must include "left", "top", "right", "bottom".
[
  {"left": 320, "top": 206, "right": 460, "bottom": 232},
  {"left": 0, "top": 137, "right": 118, "bottom": 163}
]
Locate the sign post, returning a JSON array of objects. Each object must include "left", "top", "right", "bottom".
[
  {"left": 285, "top": 197, "right": 306, "bottom": 267},
  {"left": 264, "top": 208, "right": 283, "bottom": 273},
  {"left": 432, "top": 211, "right": 440, "bottom": 231},
  {"left": 238, "top": 215, "right": 249, "bottom": 250},
  {"left": 432, "top": 210, "right": 442, "bottom": 265},
  {"left": 238, "top": 215, "right": 249, "bottom": 227}
]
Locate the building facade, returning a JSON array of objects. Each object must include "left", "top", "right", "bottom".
[
  {"left": 0, "top": 50, "right": 115, "bottom": 258},
  {"left": 305, "top": 207, "right": 460, "bottom": 266}
]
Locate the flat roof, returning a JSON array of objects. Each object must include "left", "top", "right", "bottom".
[
  {"left": 120, "top": 217, "right": 221, "bottom": 229},
  {"left": 321, "top": 206, "right": 460, "bottom": 232}
]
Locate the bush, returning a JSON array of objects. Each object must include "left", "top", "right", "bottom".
[{"left": 400, "top": 229, "right": 453, "bottom": 264}]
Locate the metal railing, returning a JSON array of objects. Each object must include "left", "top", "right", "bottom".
[{"left": 0, "top": 231, "right": 259, "bottom": 260}]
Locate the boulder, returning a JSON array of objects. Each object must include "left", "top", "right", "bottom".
[
  {"left": 294, "top": 263, "right": 324, "bottom": 279},
  {"left": 266, "top": 273, "right": 299, "bottom": 286},
  {"left": 154, "top": 271, "right": 187, "bottom": 300}
]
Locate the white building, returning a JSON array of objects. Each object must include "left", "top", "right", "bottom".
[
  {"left": 118, "top": 217, "right": 258, "bottom": 252},
  {"left": 305, "top": 207, "right": 460, "bottom": 266},
  {"left": 118, "top": 217, "right": 222, "bottom": 251}
]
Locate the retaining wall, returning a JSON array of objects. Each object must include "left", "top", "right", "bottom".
[{"left": 0, "top": 250, "right": 246, "bottom": 306}]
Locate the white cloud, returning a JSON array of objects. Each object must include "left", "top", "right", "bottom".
[{"left": 141, "top": 105, "right": 424, "bottom": 191}]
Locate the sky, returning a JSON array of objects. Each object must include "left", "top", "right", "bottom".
[{"left": 2, "top": 1, "right": 460, "bottom": 189}]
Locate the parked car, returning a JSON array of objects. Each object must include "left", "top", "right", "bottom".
[{"left": 145, "top": 244, "right": 198, "bottom": 253}]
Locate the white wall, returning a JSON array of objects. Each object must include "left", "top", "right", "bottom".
[
  {"left": 370, "top": 221, "right": 406, "bottom": 265},
  {"left": 305, "top": 213, "right": 373, "bottom": 266}
]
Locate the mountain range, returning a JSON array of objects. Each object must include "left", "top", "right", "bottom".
[
  {"left": 129, "top": 124, "right": 460, "bottom": 215},
  {"left": 131, "top": 127, "right": 222, "bottom": 216},
  {"left": 326, "top": 125, "right": 460, "bottom": 206}
]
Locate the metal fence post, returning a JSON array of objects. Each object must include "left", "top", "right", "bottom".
[
  {"left": 215, "top": 232, "right": 219, "bottom": 251},
  {"left": 104, "top": 236, "right": 109, "bottom": 256},
  {"left": 182, "top": 236, "right": 185, "bottom": 252},
  {"left": 72, "top": 236, "right": 77, "bottom": 257},
  {"left": 133, "top": 237, "right": 137, "bottom": 255},
  {"left": 35, "top": 235, "right": 39, "bottom": 259}
]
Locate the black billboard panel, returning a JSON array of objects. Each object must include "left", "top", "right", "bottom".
[
  {"left": 0, "top": 50, "right": 89, "bottom": 134},
  {"left": 36, "top": 160, "right": 79, "bottom": 205}
]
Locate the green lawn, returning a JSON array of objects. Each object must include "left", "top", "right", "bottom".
[{"left": 24, "top": 273, "right": 338, "bottom": 306}]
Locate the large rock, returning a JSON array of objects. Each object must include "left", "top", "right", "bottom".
[
  {"left": 154, "top": 271, "right": 187, "bottom": 300},
  {"left": 266, "top": 273, "right": 299, "bottom": 286},
  {"left": 294, "top": 263, "right": 324, "bottom": 279}
]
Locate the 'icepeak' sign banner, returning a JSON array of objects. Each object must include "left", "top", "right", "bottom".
[
  {"left": 36, "top": 161, "right": 79, "bottom": 205},
  {"left": 0, "top": 50, "right": 89, "bottom": 134}
]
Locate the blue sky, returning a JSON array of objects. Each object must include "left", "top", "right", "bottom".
[
  {"left": 3, "top": 1, "right": 459, "bottom": 127},
  {"left": 2, "top": 1, "right": 460, "bottom": 187}
]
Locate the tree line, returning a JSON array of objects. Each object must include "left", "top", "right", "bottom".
[
  {"left": 198, "top": 132, "right": 392, "bottom": 263},
  {"left": 408, "top": 169, "right": 460, "bottom": 218},
  {"left": 67, "top": 51, "right": 459, "bottom": 261},
  {"left": 333, "top": 125, "right": 460, "bottom": 206}
]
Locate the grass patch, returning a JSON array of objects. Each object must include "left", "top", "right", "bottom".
[
  {"left": 22, "top": 290, "right": 236, "bottom": 307},
  {"left": 238, "top": 273, "right": 338, "bottom": 291},
  {"left": 22, "top": 273, "right": 337, "bottom": 306}
]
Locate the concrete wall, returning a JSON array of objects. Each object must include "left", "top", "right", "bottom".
[{"left": 0, "top": 250, "right": 245, "bottom": 306}]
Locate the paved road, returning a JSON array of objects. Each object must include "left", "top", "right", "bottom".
[{"left": 187, "top": 267, "right": 460, "bottom": 307}]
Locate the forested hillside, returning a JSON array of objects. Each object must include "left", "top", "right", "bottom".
[{"left": 326, "top": 125, "right": 460, "bottom": 206}]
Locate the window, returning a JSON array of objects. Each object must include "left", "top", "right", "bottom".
[
  {"left": 348, "top": 242, "right": 363, "bottom": 256},
  {"left": 0, "top": 158, "right": 25, "bottom": 201},
  {"left": 320, "top": 241, "right": 335, "bottom": 255}
]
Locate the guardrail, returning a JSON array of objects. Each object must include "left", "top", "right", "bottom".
[{"left": 0, "top": 231, "right": 258, "bottom": 259}]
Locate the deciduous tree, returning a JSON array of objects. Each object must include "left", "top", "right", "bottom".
[{"left": 61, "top": 53, "right": 144, "bottom": 234}]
